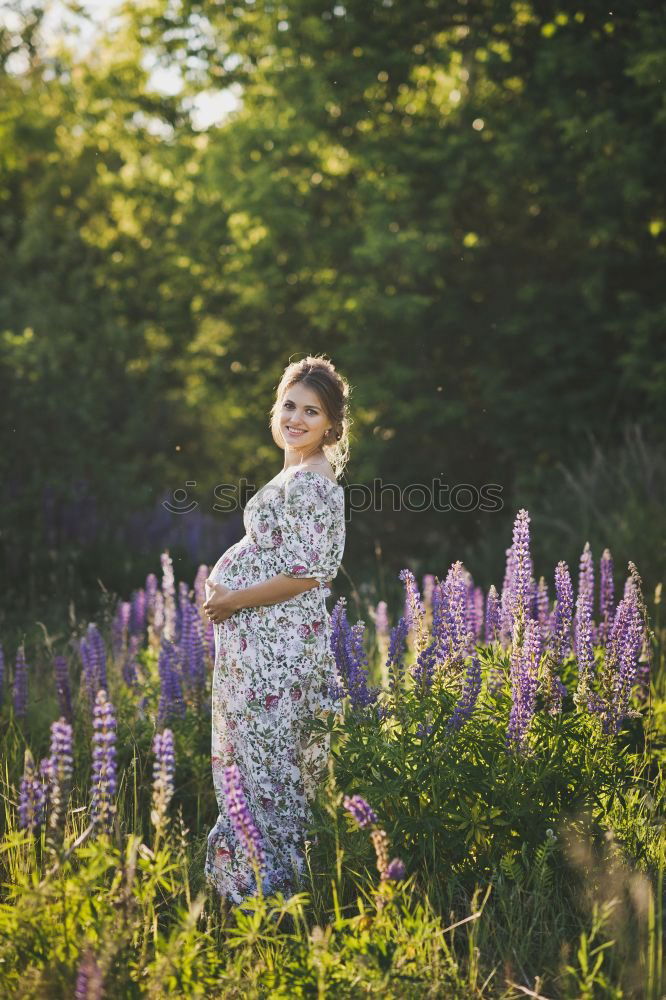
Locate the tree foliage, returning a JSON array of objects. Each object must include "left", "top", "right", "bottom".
[{"left": 1, "top": 0, "right": 664, "bottom": 620}]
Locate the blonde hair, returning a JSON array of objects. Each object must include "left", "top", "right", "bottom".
[{"left": 269, "top": 354, "right": 352, "bottom": 479}]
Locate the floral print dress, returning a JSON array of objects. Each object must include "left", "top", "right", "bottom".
[{"left": 204, "top": 467, "right": 346, "bottom": 904}]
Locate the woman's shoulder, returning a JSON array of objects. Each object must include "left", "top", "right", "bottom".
[{"left": 281, "top": 462, "right": 342, "bottom": 490}]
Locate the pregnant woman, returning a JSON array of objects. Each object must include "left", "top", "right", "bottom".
[{"left": 202, "top": 355, "right": 350, "bottom": 905}]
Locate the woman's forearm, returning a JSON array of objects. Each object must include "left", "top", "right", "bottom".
[{"left": 233, "top": 573, "right": 321, "bottom": 610}]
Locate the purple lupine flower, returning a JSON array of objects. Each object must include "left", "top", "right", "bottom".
[
  {"left": 175, "top": 581, "right": 189, "bottom": 645},
  {"left": 129, "top": 587, "right": 146, "bottom": 637},
  {"left": 381, "top": 856, "right": 407, "bottom": 883},
  {"left": 89, "top": 624, "right": 108, "bottom": 691},
  {"left": 446, "top": 655, "right": 482, "bottom": 733},
  {"left": 416, "top": 721, "right": 434, "bottom": 738},
  {"left": 578, "top": 542, "right": 595, "bottom": 615},
  {"left": 152, "top": 590, "right": 165, "bottom": 638},
  {"left": 13, "top": 644, "right": 28, "bottom": 718},
  {"left": 507, "top": 617, "right": 541, "bottom": 751},
  {"left": 18, "top": 748, "right": 44, "bottom": 833},
  {"left": 122, "top": 634, "right": 140, "bottom": 689},
  {"left": 410, "top": 635, "right": 439, "bottom": 691},
  {"left": 385, "top": 617, "right": 408, "bottom": 693},
  {"left": 222, "top": 763, "right": 266, "bottom": 876},
  {"left": 484, "top": 585, "right": 501, "bottom": 644},
  {"left": 626, "top": 561, "right": 652, "bottom": 700},
  {"left": 463, "top": 572, "right": 476, "bottom": 644},
  {"left": 111, "top": 601, "right": 131, "bottom": 658},
  {"left": 539, "top": 564, "right": 572, "bottom": 715},
  {"left": 399, "top": 568, "right": 427, "bottom": 652},
  {"left": 573, "top": 587, "right": 595, "bottom": 710},
  {"left": 89, "top": 689, "right": 117, "bottom": 834},
  {"left": 79, "top": 624, "right": 107, "bottom": 705},
  {"left": 330, "top": 598, "right": 379, "bottom": 709},
  {"left": 575, "top": 542, "right": 596, "bottom": 646},
  {"left": 598, "top": 549, "right": 615, "bottom": 645},
  {"left": 178, "top": 590, "right": 192, "bottom": 667},
  {"left": 614, "top": 599, "right": 644, "bottom": 722},
  {"left": 444, "top": 561, "right": 470, "bottom": 652},
  {"left": 374, "top": 600, "right": 389, "bottom": 637},
  {"left": 179, "top": 600, "right": 205, "bottom": 695},
  {"left": 145, "top": 573, "right": 159, "bottom": 625},
  {"left": 330, "top": 597, "right": 348, "bottom": 663},
  {"left": 46, "top": 717, "right": 74, "bottom": 849},
  {"left": 596, "top": 591, "right": 645, "bottom": 734},
  {"left": 343, "top": 621, "right": 379, "bottom": 708},
  {"left": 552, "top": 562, "right": 574, "bottom": 665},
  {"left": 343, "top": 793, "right": 378, "bottom": 829},
  {"left": 509, "top": 510, "right": 532, "bottom": 638},
  {"left": 429, "top": 579, "right": 446, "bottom": 649},
  {"left": 160, "top": 551, "right": 177, "bottom": 643},
  {"left": 54, "top": 654, "right": 73, "bottom": 721},
  {"left": 151, "top": 728, "right": 176, "bottom": 827},
  {"left": 74, "top": 946, "right": 104, "bottom": 1000},
  {"left": 79, "top": 636, "right": 94, "bottom": 705},
  {"left": 157, "top": 638, "right": 186, "bottom": 724},
  {"left": 436, "top": 561, "right": 473, "bottom": 670}
]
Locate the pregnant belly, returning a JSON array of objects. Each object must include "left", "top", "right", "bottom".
[{"left": 210, "top": 536, "right": 274, "bottom": 590}]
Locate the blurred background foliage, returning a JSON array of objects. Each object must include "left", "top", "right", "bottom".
[{"left": 1, "top": 0, "right": 664, "bottom": 637}]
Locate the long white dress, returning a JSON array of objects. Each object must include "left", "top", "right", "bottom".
[{"left": 204, "top": 467, "right": 346, "bottom": 903}]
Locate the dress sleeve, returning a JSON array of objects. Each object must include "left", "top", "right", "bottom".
[{"left": 278, "top": 471, "right": 346, "bottom": 584}]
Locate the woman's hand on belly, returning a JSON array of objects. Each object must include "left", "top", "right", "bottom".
[{"left": 203, "top": 580, "right": 240, "bottom": 624}]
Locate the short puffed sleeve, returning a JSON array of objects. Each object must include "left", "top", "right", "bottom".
[{"left": 279, "top": 471, "right": 346, "bottom": 583}]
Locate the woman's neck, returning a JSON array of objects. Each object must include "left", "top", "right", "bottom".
[{"left": 282, "top": 448, "right": 327, "bottom": 471}]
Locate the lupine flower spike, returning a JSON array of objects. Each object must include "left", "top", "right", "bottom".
[
  {"left": 343, "top": 794, "right": 406, "bottom": 890},
  {"left": 151, "top": 728, "right": 176, "bottom": 829},
  {"left": 54, "top": 654, "right": 73, "bottom": 721},
  {"left": 74, "top": 946, "right": 104, "bottom": 1000},
  {"left": 343, "top": 794, "right": 378, "bottom": 829},
  {"left": 507, "top": 617, "right": 541, "bottom": 751},
  {"left": 89, "top": 689, "right": 118, "bottom": 835},
  {"left": 13, "top": 644, "right": 28, "bottom": 718},
  {"left": 598, "top": 549, "right": 615, "bottom": 645},
  {"left": 18, "top": 748, "right": 44, "bottom": 834},
  {"left": 222, "top": 763, "right": 266, "bottom": 883},
  {"left": 46, "top": 717, "right": 74, "bottom": 851}
]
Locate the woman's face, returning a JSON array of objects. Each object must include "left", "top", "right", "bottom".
[{"left": 279, "top": 382, "right": 330, "bottom": 455}]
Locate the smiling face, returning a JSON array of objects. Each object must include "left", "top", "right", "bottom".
[{"left": 279, "top": 382, "right": 331, "bottom": 457}]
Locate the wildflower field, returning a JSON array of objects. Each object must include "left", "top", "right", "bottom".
[{"left": 1, "top": 509, "right": 664, "bottom": 999}]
